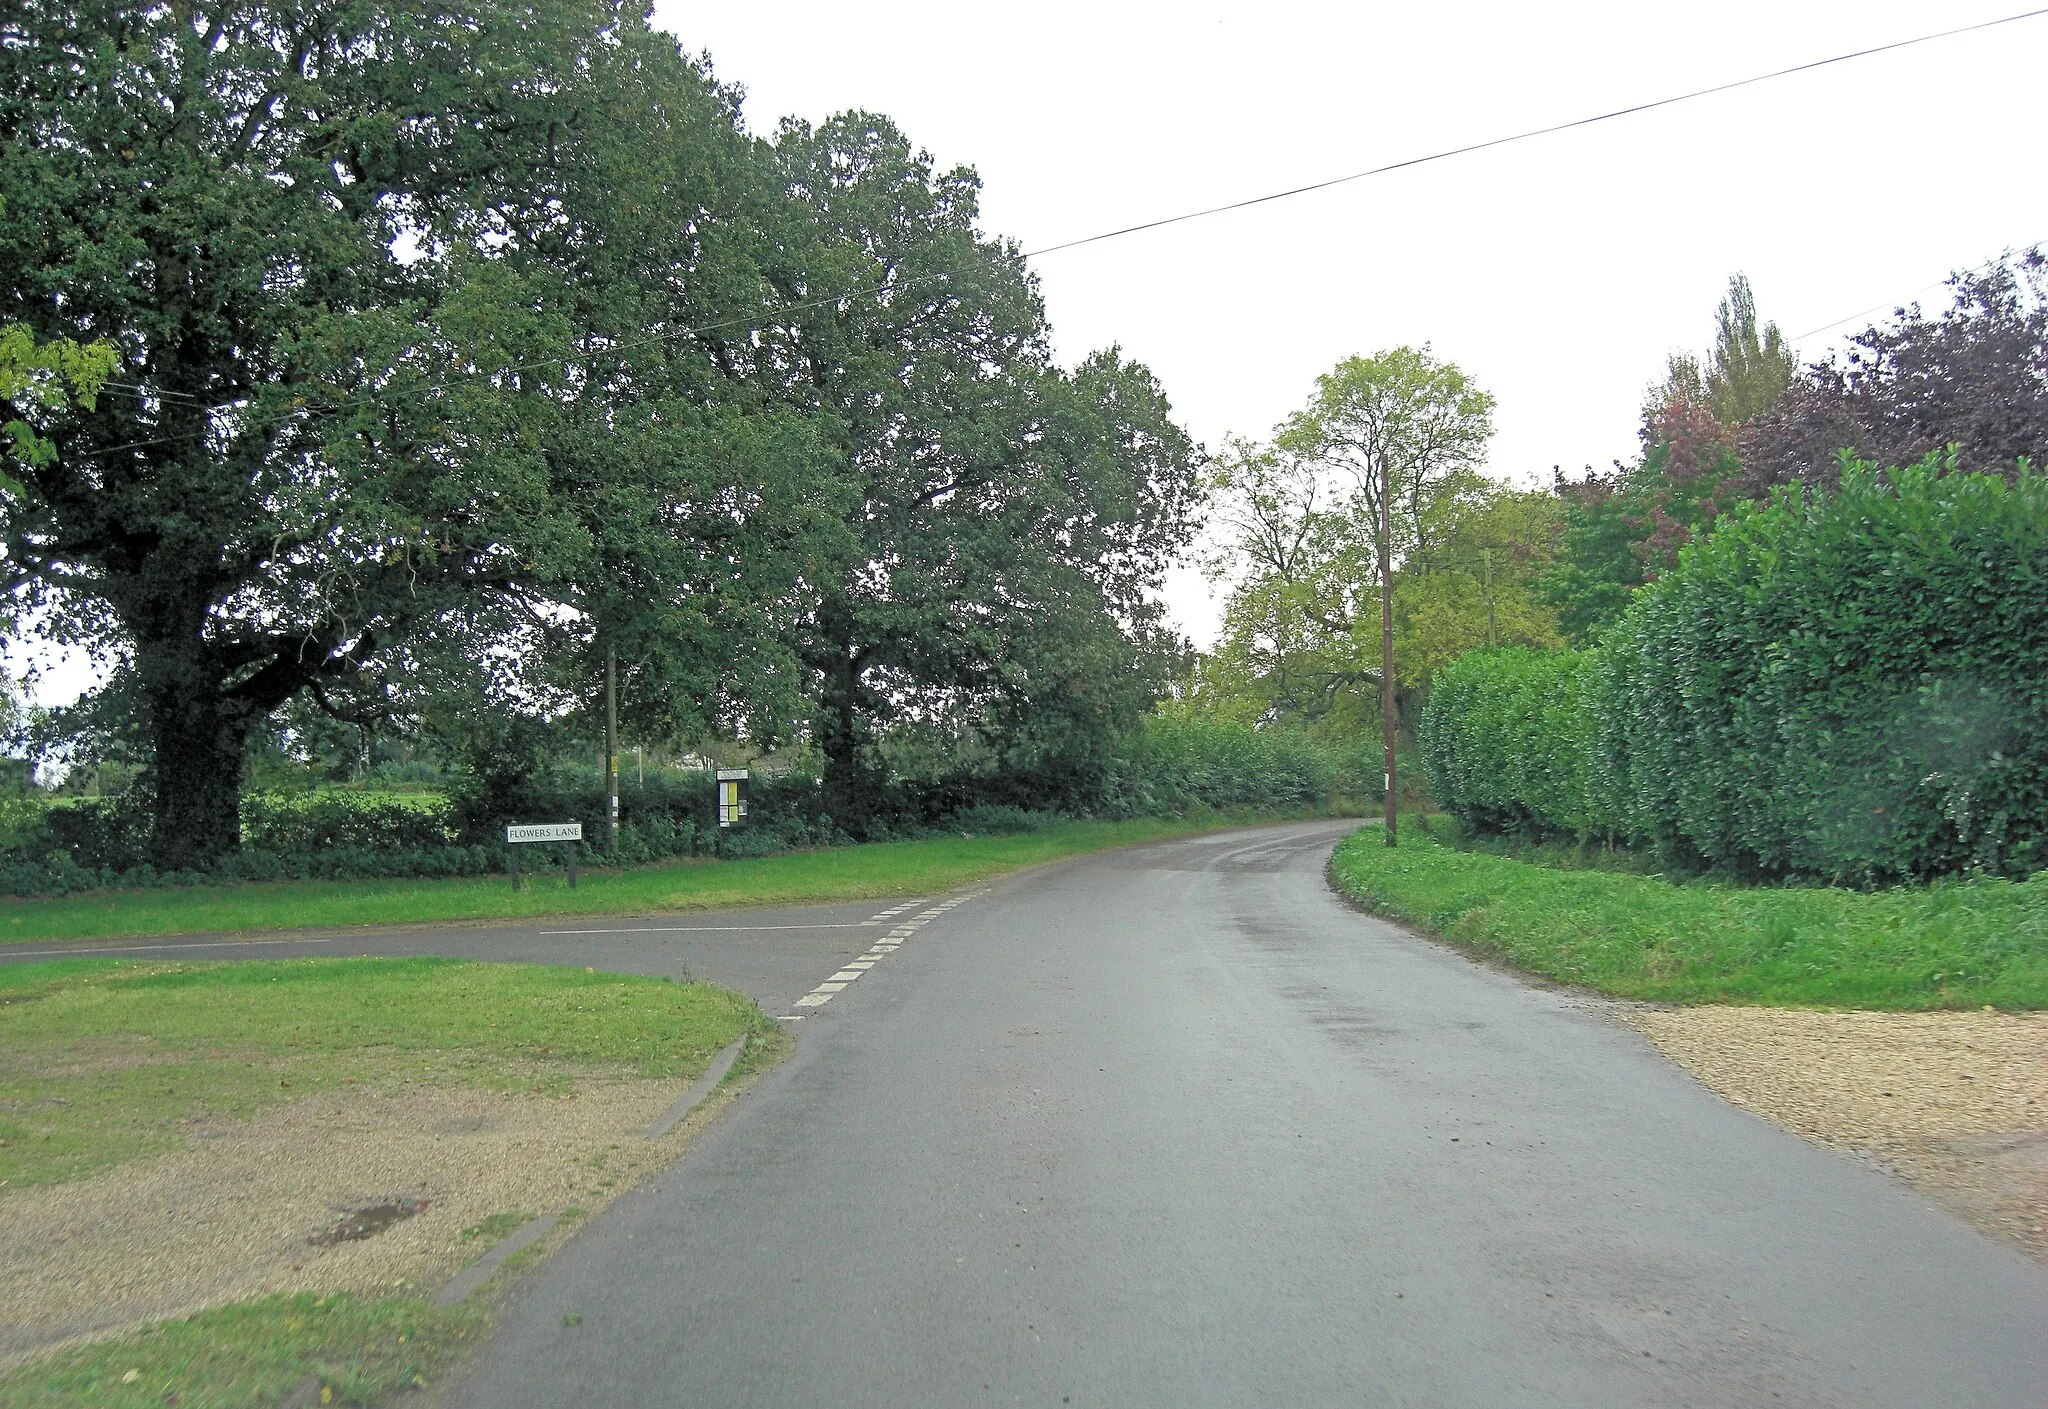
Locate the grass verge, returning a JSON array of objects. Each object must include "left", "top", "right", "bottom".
[
  {"left": 0, "top": 1291, "right": 483, "bottom": 1407},
  {"left": 0, "top": 956, "right": 771, "bottom": 1188},
  {"left": 0, "top": 811, "right": 1332, "bottom": 945},
  {"left": 1329, "top": 821, "right": 2048, "bottom": 1010}
]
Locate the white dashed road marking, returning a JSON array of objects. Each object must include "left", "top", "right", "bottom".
[
  {"left": 538, "top": 922, "right": 870, "bottom": 936},
  {"left": 787, "top": 892, "right": 984, "bottom": 1012}
]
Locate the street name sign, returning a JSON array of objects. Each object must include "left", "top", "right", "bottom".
[{"left": 506, "top": 822, "right": 583, "bottom": 844}]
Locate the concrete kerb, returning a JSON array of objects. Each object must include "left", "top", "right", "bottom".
[
  {"left": 429, "top": 1214, "right": 562, "bottom": 1309},
  {"left": 643, "top": 1034, "right": 749, "bottom": 1141},
  {"left": 426, "top": 1032, "right": 748, "bottom": 1310}
]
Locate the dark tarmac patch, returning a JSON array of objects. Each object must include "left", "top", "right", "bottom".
[{"left": 309, "top": 1197, "right": 429, "bottom": 1245}]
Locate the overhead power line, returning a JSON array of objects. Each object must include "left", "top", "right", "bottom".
[
  {"left": 61, "top": 5, "right": 2048, "bottom": 461},
  {"left": 1786, "top": 243, "right": 2040, "bottom": 343},
  {"left": 1021, "top": 8, "right": 2048, "bottom": 259}
]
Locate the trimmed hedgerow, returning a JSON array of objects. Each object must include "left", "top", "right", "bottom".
[
  {"left": 1420, "top": 457, "right": 2048, "bottom": 883},
  {"left": 1417, "top": 647, "right": 1613, "bottom": 839},
  {"left": 0, "top": 715, "right": 1361, "bottom": 896}
]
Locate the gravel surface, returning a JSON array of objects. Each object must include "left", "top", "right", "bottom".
[
  {"left": 1624, "top": 1007, "right": 2048, "bottom": 1262},
  {"left": 0, "top": 1064, "right": 732, "bottom": 1365}
]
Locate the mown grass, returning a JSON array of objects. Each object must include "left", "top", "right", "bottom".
[
  {"left": 0, "top": 812, "right": 1323, "bottom": 944},
  {"left": 0, "top": 957, "right": 770, "bottom": 1188},
  {"left": 0, "top": 1291, "right": 484, "bottom": 1408},
  {"left": 1329, "top": 821, "right": 2048, "bottom": 1009}
]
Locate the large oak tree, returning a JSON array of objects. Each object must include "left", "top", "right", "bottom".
[
  {"left": 760, "top": 115, "right": 1200, "bottom": 828},
  {"left": 0, "top": 0, "right": 831, "bottom": 866}
]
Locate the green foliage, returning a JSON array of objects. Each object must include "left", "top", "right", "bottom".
[
  {"left": 1330, "top": 823, "right": 2048, "bottom": 1010},
  {"left": 1603, "top": 456, "right": 2048, "bottom": 882},
  {"left": 1650, "top": 274, "right": 1797, "bottom": 428},
  {"left": 1426, "top": 459, "right": 2048, "bottom": 883},
  {"left": 1194, "top": 356, "right": 1556, "bottom": 738},
  {"left": 1275, "top": 347, "right": 1496, "bottom": 570},
  {"left": 1703, "top": 273, "right": 1798, "bottom": 425},
  {"left": 1539, "top": 471, "right": 1647, "bottom": 645},
  {"left": 0, "top": 697, "right": 1368, "bottom": 895},
  {"left": 765, "top": 114, "right": 1201, "bottom": 829},
  {"left": 1, "top": 1, "right": 848, "bottom": 869},
  {"left": 0, "top": 321, "right": 115, "bottom": 473},
  {"left": 1107, "top": 715, "right": 1361, "bottom": 813},
  {"left": 1543, "top": 274, "right": 1794, "bottom": 643},
  {"left": 1392, "top": 488, "right": 1564, "bottom": 683},
  {"left": 0, "top": 1292, "right": 485, "bottom": 1409},
  {"left": 1417, "top": 647, "right": 1610, "bottom": 838},
  {"left": 1541, "top": 398, "right": 1743, "bottom": 644}
]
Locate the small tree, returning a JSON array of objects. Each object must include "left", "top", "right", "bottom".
[{"left": 1277, "top": 348, "right": 1494, "bottom": 840}]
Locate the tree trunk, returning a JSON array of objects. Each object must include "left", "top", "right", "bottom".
[
  {"left": 138, "top": 648, "right": 264, "bottom": 872},
  {"left": 816, "top": 651, "right": 880, "bottom": 836}
]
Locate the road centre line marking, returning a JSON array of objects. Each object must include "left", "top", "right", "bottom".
[
  {"left": 783, "top": 888, "right": 988, "bottom": 1014},
  {"left": 2, "top": 936, "right": 336, "bottom": 958}
]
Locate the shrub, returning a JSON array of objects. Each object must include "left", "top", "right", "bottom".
[
  {"left": 1418, "top": 647, "right": 1612, "bottom": 838},
  {"left": 1421, "top": 458, "right": 2048, "bottom": 882},
  {"left": 1605, "top": 457, "right": 2048, "bottom": 881},
  {"left": 1105, "top": 715, "right": 1359, "bottom": 815}
]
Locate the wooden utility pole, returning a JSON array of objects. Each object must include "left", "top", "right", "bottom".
[
  {"left": 1483, "top": 549, "right": 1497, "bottom": 648},
  {"left": 605, "top": 645, "right": 619, "bottom": 862},
  {"left": 1380, "top": 453, "right": 1397, "bottom": 846}
]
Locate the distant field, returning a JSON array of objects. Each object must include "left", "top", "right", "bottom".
[
  {"left": 1329, "top": 822, "right": 2048, "bottom": 1010},
  {"left": 0, "top": 812, "right": 1325, "bottom": 944}
]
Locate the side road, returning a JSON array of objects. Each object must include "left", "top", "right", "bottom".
[{"left": 0, "top": 898, "right": 908, "bottom": 1017}]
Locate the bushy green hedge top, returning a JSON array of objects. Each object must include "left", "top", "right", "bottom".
[{"left": 1609, "top": 458, "right": 2048, "bottom": 881}]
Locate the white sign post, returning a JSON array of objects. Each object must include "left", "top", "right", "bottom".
[{"left": 506, "top": 821, "right": 584, "bottom": 889}]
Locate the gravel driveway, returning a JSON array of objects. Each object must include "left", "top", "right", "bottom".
[{"left": 1626, "top": 1007, "right": 2048, "bottom": 1262}]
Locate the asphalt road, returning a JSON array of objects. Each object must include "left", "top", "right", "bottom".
[
  {"left": 418, "top": 819, "right": 2040, "bottom": 1409},
  {"left": 15, "top": 821, "right": 2045, "bottom": 1405}
]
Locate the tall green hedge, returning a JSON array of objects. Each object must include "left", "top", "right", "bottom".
[
  {"left": 1418, "top": 647, "right": 1613, "bottom": 839},
  {"left": 1420, "top": 459, "right": 2048, "bottom": 883}
]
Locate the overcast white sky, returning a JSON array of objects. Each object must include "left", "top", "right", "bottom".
[{"left": 656, "top": 0, "right": 2048, "bottom": 645}]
